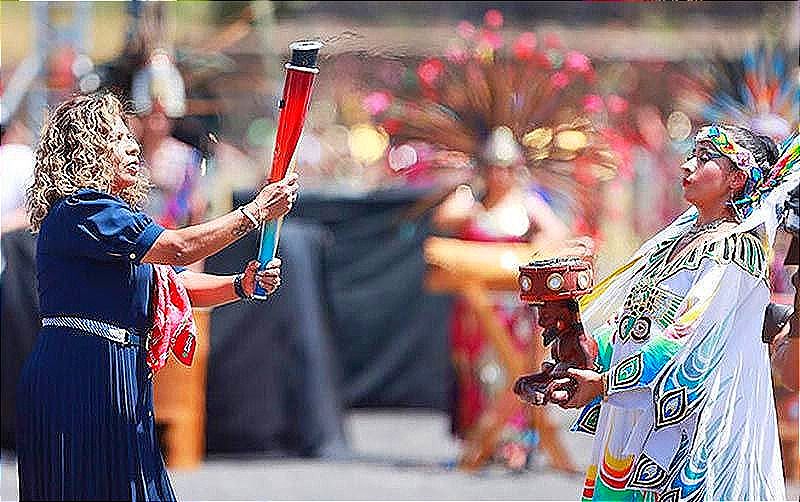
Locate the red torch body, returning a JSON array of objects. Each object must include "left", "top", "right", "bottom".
[
  {"left": 254, "top": 40, "right": 322, "bottom": 300},
  {"left": 268, "top": 62, "right": 318, "bottom": 182}
]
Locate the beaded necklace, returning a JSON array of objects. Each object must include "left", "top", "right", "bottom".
[
  {"left": 683, "top": 218, "right": 733, "bottom": 240},
  {"left": 667, "top": 218, "right": 736, "bottom": 264}
]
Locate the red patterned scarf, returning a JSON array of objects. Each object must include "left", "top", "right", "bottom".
[{"left": 147, "top": 265, "right": 196, "bottom": 373}]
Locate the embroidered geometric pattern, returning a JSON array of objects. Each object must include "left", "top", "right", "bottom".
[
  {"left": 660, "top": 488, "right": 681, "bottom": 502},
  {"left": 617, "top": 315, "right": 634, "bottom": 342},
  {"left": 627, "top": 454, "right": 669, "bottom": 490},
  {"left": 574, "top": 403, "right": 601, "bottom": 435},
  {"left": 669, "top": 428, "right": 694, "bottom": 472},
  {"left": 630, "top": 317, "right": 652, "bottom": 342},
  {"left": 652, "top": 313, "right": 735, "bottom": 432},
  {"left": 617, "top": 259, "right": 687, "bottom": 345},
  {"left": 599, "top": 449, "right": 635, "bottom": 490},
  {"left": 655, "top": 386, "right": 688, "bottom": 429},
  {"left": 659, "top": 232, "right": 767, "bottom": 282},
  {"left": 612, "top": 243, "right": 675, "bottom": 340},
  {"left": 608, "top": 352, "right": 643, "bottom": 393},
  {"left": 623, "top": 280, "right": 681, "bottom": 323},
  {"left": 616, "top": 231, "right": 766, "bottom": 350},
  {"left": 581, "top": 464, "right": 597, "bottom": 501},
  {"left": 617, "top": 315, "right": 653, "bottom": 344}
]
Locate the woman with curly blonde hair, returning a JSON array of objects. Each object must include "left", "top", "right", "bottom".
[{"left": 17, "top": 92, "right": 298, "bottom": 501}]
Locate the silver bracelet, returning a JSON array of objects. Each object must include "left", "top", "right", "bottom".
[{"left": 238, "top": 205, "right": 260, "bottom": 228}]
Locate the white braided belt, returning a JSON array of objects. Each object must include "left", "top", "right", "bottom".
[{"left": 41, "top": 316, "right": 142, "bottom": 346}]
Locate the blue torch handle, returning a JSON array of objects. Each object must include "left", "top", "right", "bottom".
[{"left": 253, "top": 218, "right": 282, "bottom": 300}]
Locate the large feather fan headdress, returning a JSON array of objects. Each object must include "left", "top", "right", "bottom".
[
  {"left": 676, "top": 42, "right": 799, "bottom": 142},
  {"left": 364, "top": 10, "right": 619, "bottom": 236}
]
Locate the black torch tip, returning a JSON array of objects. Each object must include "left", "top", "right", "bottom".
[{"left": 289, "top": 40, "right": 323, "bottom": 69}]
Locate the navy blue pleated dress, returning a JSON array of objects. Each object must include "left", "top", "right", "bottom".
[{"left": 16, "top": 188, "right": 176, "bottom": 501}]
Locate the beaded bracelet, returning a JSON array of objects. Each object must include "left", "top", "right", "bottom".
[{"left": 233, "top": 273, "right": 250, "bottom": 300}]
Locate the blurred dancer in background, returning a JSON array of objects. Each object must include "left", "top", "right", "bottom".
[
  {"left": 365, "top": 10, "right": 617, "bottom": 469},
  {"left": 129, "top": 49, "right": 208, "bottom": 232},
  {"left": 1, "top": 117, "right": 35, "bottom": 235},
  {"left": 433, "top": 138, "right": 571, "bottom": 469}
]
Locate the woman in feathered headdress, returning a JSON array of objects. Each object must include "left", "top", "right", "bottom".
[
  {"left": 365, "top": 10, "right": 618, "bottom": 469},
  {"left": 677, "top": 40, "right": 800, "bottom": 303}
]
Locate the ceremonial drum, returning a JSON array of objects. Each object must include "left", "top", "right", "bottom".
[{"left": 518, "top": 256, "right": 593, "bottom": 304}]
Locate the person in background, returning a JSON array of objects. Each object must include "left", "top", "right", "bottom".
[
  {"left": 763, "top": 225, "right": 798, "bottom": 481},
  {"left": 765, "top": 300, "right": 799, "bottom": 391},
  {"left": 1, "top": 118, "right": 35, "bottom": 235},
  {"left": 433, "top": 133, "right": 571, "bottom": 470},
  {"left": 1, "top": 116, "right": 39, "bottom": 451},
  {"left": 764, "top": 254, "right": 798, "bottom": 392},
  {"left": 16, "top": 92, "right": 298, "bottom": 501},
  {"left": 768, "top": 184, "right": 799, "bottom": 392},
  {"left": 128, "top": 49, "right": 208, "bottom": 234}
]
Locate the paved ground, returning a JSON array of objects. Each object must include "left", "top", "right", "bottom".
[{"left": 2, "top": 409, "right": 798, "bottom": 501}]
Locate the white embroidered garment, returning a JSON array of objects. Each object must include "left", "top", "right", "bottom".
[{"left": 570, "top": 135, "right": 799, "bottom": 501}]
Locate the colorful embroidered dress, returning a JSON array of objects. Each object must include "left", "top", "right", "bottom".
[{"left": 571, "top": 133, "right": 799, "bottom": 502}]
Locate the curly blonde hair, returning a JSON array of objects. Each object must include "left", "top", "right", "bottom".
[{"left": 26, "top": 92, "right": 150, "bottom": 232}]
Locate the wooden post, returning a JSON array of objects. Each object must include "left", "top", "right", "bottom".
[
  {"left": 153, "top": 308, "right": 211, "bottom": 470},
  {"left": 423, "top": 237, "right": 575, "bottom": 473}
]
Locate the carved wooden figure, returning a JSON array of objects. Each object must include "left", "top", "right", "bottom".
[{"left": 513, "top": 257, "right": 598, "bottom": 405}]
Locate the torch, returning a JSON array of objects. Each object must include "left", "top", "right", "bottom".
[{"left": 253, "top": 40, "right": 323, "bottom": 300}]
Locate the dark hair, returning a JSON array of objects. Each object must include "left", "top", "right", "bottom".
[
  {"left": 709, "top": 124, "right": 783, "bottom": 212},
  {"left": 755, "top": 134, "right": 780, "bottom": 166},
  {"left": 720, "top": 124, "right": 780, "bottom": 168}
]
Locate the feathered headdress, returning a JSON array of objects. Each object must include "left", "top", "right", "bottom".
[
  {"left": 365, "top": 10, "right": 618, "bottom": 236},
  {"left": 677, "top": 42, "right": 799, "bottom": 142}
]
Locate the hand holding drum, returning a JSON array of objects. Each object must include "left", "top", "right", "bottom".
[{"left": 513, "top": 256, "right": 598, "bottom": 406}]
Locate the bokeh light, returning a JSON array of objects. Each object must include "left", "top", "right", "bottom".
[
  {"left": 555, "top": 130, "right": 588, "bottom": 151},
  {"left": 348, "top": 123, "right": 389, "bottom": 164},
  {"left": 387, "top": 144, "right": 418, "bottom": 171},
  {"left": 297, "top": 133, "right": 322, "bottom": 167},
  {"left": 666, "top": 110, "right": 692, "bottom": 141},
  {"left": 246, "top": 118, "right": 274, "bottom": 148}
]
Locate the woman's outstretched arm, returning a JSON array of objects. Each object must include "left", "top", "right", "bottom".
[
  {"left": 178, "top": 259, "right": 282, "bottom": 308},
  {"left": 142, "top": 174, "right": 298, "bottom": 266}
]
